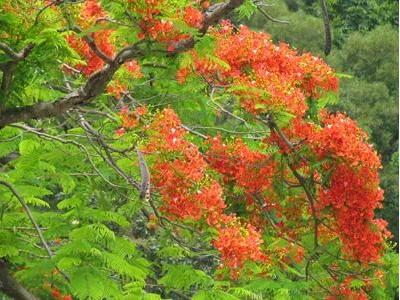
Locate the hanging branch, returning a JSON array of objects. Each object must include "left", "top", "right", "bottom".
[
  {"left": 254, "top": 1, "right": 289, "bottom": 24},
  {"left": 75, "top": 113, "right": 141, "bottom": 190},
  {"left": 320, "top": 0, "right": 332, "bottom": 55},
  {"left": 137, "top": 149, "right": 151, "bottom": 201}
]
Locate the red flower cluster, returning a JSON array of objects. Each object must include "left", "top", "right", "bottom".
[
  {"left": 183, "top": 6, "right": 204, "bottom": 29},
  {"left": 314, "top": 113, "right": 381, "bottom": 168},
  {"left": 141, "top": 109, "right": 268, "bottom": 276},
  {"left": 213, "top": 222, "right": 267, "bottom": 279},
  {"left": 49, "top": 286, "right": 73, "bottom": 300},
  {"left": 81, "top": 0, "right": 105, "bottom": 19},
  {"left": 269, "top": 113, "right": 388, "bottom": 262},
  {"left": 144, "top": 109, "right": 223, "bottom": 220},
  {"left": 313, "top": 114, "right": 387, "bottom": 262},
  {"left": 65, "top": 0, "right": 114, "bottom": 76},
  {"left": 326, "top": 277, "right": 368, "bottom": 300},
  {"left": 132, "top": 0, "right": 203, "bottom": 51},
  {"left": 206, "top": 135, "right": 275, "bottom": 195},
  {"left": 106, "top": 80, "right": 127, "bottom": 99},
  {"left": 125, "top": 60, "right": 144, "bottom": 78},
  {"left": 320, "top": 164, "right": 385, "bottom": 262},
  {"left": 177, "top": 23, "right": 338, "bottom": 117},
  {"left": 67, "top": 1, "right": 145, "bottom": 77},
  {"left": 118, "top": 105, "right": 148, "bottom": 131},
  {"left": 66, "top": 30, "right": 114, "bottom": 76}
]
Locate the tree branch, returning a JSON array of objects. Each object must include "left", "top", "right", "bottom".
[
  {"left": 0, "top": 0, "right": 244, "bottom": 128},
  {"left": 320, "top": 0, "right": 332, "bottom": 55},
  {"left": 0, "top": 43, "right": 34, "bottom": 103},
  {"left": 72, "top": 26, "right": 113, "bottom": 64},
  {"left": 137, "top": 149, "right": 151, "bottom": 200},
  {"left": 0, "top": 43, "right": 20, "bottom": 60},
  {"left": 263, "top": 115, "right": 319, "bottom": 250},
  {"left": 255, "top": 3, "right": 289, "bottom": 24},
  {"left": 0, "top": 260, "right": 38, "bottom": 300},
  {"left": 0, "top": 180, "right": 54, "bottom": 257}
]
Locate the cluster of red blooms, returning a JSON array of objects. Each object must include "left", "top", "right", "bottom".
[
  {"left": 326, "top": 276, "right": 368, "bottom": 300},
  {"left": 143, "top": 108, "right": 224, "bottom": 220},
  {"left": 66, "top": 31, "right": 114, "bottom": 76},
  {"left": 205, "top": 135, "right": 276, "bottom": 198},
  {"left": 137, "top": 109, "right": 267, "bottom": 277},
  {"left": 115, "top": 105, "right": 148, "bottom": 136},
  {"left": 66, "top": 0, "right": 142, "bottom": 77},
  {"left": 313, "top": 114, "right": 389, "bottom": 262},
  {"left": 177, "top": 22, "right": 338, "bottom": 117},
  {"left": 65, "top": 0, "right": 114, "bottom": 76},
  {"left": 173, "top": 18, "right": 389, "bottom": 278},
  {"left": 49, "top": 287, "right": 72, "bottom": 300},
  {"left": 131, "top": 0, "right": 204, "bottom": 51},
  {"left": 213, "top": 222, "right": 268, "bottom": 279},
  {"left": 183, "top": 6, "right": 204, "bottom": 29},
  {"left": 269, "top": 112, "right": 389, "bottom": 262}
]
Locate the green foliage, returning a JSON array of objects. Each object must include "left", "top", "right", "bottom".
[
  {"left": 158, "top": 264, "right": 213, "bottom": 291},
  {"left": 0, "top": 1, "right": 397, "bottom": 299},
  {"left": 236, "top": 0, "right": 258, "bottom": 20}
]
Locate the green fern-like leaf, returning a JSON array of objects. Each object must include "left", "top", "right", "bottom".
[
  {"left": 70, "top": 267, "right": 107, "bottom": 300},
  {"left": 158, "top": 264, "right": 213, "bottom": 291},
  {"left": 70, "top": 223, "right": 116, "bottom": 242}
]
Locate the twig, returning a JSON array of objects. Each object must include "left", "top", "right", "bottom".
[
  {"left": 0, "top": 43, "right": 20, "bottom": 60},
  {"left": 181, "top": 125, "right": 208, "bottom": 139},
  {"left": 33, "top": 0, "right": 59, "bottom": 26},
  {"left": 0, "top": 180, "right": 53, "bottom": 257},
  {"left": 75, "top": 114, "right": 141, "bottom": 190},
  {"left": 255, "top": 3, "right": 289, "bottom": 24},
  {"left": 10, "top": 124, "right": 124, "bottom": 189},
  {"left": 71, "top": 26, "right": 113, "bottom": 64},
  {"left": 76, "top": 107, "right": 118, "bottom": 122},
  {"left": 263, "top": 114, "right": 319, "bottom": 250}
]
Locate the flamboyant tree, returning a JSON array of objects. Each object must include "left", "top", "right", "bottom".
[{"left": 0, "top": 0, "right": 397, "bottom": 299}]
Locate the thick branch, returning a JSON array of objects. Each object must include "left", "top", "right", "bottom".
[
  {"left": 0, "top": 43, "right": 20, "bottom": 60},
  {"left": 0, "top": 61, "right": 122, "bottom": 127},
  {"left": 0, "top": 260, "right": 38, "bottom": 300},
  {"left": 0, "top": 0, "right": 243, "bottom": 128},
  {"left": 203, "top": 0, "right": 244, "bottom": 30}
]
